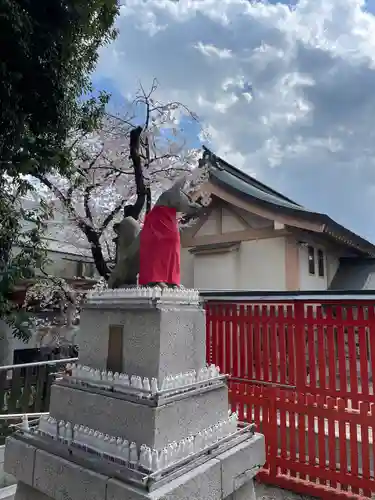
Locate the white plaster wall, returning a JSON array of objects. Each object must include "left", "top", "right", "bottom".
[
  {"left": 181, "top": 237, "right": 287, "bottom": 291},
  {"left": 237, "top": 238, "right": 286, "bottom": 290},
  {"left": 193, "top": 251, "right": 238, "bottom": 290},
  {"left": 180, "top": 248, "right": 194, "bottom": 289}
]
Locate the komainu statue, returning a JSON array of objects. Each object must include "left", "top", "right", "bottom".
[{"left": 107, "top": 205, "right": 142, "bottom": 288}]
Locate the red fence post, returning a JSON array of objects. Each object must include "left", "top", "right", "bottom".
[{"left": 293, "top": 300, "right": 306, "bottom": 393}]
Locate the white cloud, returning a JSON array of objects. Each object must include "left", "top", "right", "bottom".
[
  {"left": 96, "top": 0, "right": 375, "bottom": 242},
  {"left": 194, "top": 42, "right": 233, "bottom": 59}
]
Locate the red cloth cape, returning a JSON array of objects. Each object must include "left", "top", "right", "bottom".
[{"left": 139, "top": 206, "right": 180, "bottom": 285}]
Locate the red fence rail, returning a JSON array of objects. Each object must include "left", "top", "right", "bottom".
[{"left": 204, "top": 294, "right": 375, "bottom": 499}]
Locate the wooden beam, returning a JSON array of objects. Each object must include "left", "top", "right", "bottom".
[
  {"left": 207, "top": 182, "right": 325, "bottom": 233},
  {"left": 182, "top": 227, "right": 289, "bottom": 248}
]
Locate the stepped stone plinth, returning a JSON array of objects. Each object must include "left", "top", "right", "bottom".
[{"left": 4, "top": 287, "right": 265, "bottom": 500}]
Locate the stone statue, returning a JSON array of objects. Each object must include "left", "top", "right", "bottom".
[
  {"left": 107, "top": 205, "right": 142, "bottom": 288},
  {"left": 138, "top": 176, "right": 202, "bottom": 288},
  {"left": 108, "top": 166, "right": 207, "bottom": 289}
]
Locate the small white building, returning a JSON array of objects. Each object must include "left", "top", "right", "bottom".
[{"left": 181, "top": 149, "right": 375, "bottom": 291}]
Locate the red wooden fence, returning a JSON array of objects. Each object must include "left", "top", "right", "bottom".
[{"left": 205, "top": 296, "right": 375, "bottom": 499}]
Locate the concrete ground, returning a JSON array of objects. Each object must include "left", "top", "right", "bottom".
[{"left": 255, "top": 482, "right": 316, "bottom": 500}]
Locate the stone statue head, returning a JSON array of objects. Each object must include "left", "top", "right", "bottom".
[
  {"left": 155, "top": 176, "right": 202, "bottom": 216},
  {"left": 155, "top": 160, "right": 211, "bottom": 216}
]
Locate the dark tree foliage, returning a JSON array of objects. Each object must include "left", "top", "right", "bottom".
[
  {"left": 0, "top": 0, "right": 119, "bottom": 340},
  {"left": 0, "top": 0, "right": 118, "bottom": 177}
]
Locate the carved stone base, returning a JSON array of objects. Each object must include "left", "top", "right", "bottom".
[{"left": 6, "top": 435, "right": 264, "bottom": 500}]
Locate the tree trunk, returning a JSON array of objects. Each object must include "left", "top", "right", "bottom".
[{"left": 81, "top": 224, "right": 111, "bottom": 280}]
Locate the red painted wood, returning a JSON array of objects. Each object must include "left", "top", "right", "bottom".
[
  {"left": 294, "top": 301, "right": 307, "bottom": 392},
  {"left": 371, "top": 404, "right": 375, "bottom": 498},
  {"left": 297, "top": 392, "right": 307, "bottom": 481},
  {"left": 357, "top": 307, "right": 369, "bottom": 397},
  {"left": 306, "top": 305, "right": 317, "bottom": 390},
  {"left": 326, "top": 397, "right": 337, "bottom": 489},
  {"left": 253, "top": 305, "right": 262, "bottom": 381},
  {"left": 325, "top": 306, "right": 337, "bottom": 395},
  {"left": 269, "top": 306, "right": 278, "bottom": 383},
  {"left": 224, "top": 304, "right": 232, "bottom": 375},
  {"left": 262, "top": 307, "right": 270, "bottom": 382},
  {"left": 347, "top": 307, "right": 359, "bottom": 408},
  {"left": 216, "top": 304, "right": 225, "bottom": 374},
  {"left": 231, "top": 305, "right": 239, "bottom": 379},
  {"left": 253, "top": 384, "right": 261, "bottom": 426},
  {"left": 337, "top": 398, "right": 348, "bottom": 491},
  {"left": 285, "top": 304, "right": 295, "bottom": 386},
  {"left": 278, "top": 309, "right": 287, "bottom": 385},
  {"left": 205, "top": 304, "right": 212, "bottom": 365},
  {"left": 288, "top": 390, "right": 297, "bottom": 478},
  {"left": 306, "top": 393, "right": 317, "bottom": 485},
  {"left": 349, "top": 407, "right": 359, "bottom": 495},
  {"left": 368, "top": 307, "right": 375, "bottom": 401},
  {"left": 316, "top": 394, "right": 327, "bottom": 488},
  {"left": 316, "top": 306, "right": 326, "bottom": 391},
  {"left": 246, "top": 305, "right": 254, "bottom": 380},
  {"left": 237, "top": 305, "right": 246, "bottom": 377},
  {"left": 337, "top": 306, "right": 349, "bottom": 402},
  {"left": 360, "top": 401, "right": 371, "bottom": 498},
  {"left": 205, "top": 297, "right": 375, "bottom": 499},
  {"left": 278, "top": 389, "right": 288, "bottom": 475}
]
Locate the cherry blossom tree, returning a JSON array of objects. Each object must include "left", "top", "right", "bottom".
[
  {"left": 23, "top": 275, "right": 108, "bottom": 347},
  {"left": 21, "top": 83, "right": 213, "bottom": 340},
  {"left": 34, "top": 81, "right": 202, "bottom": 280}
]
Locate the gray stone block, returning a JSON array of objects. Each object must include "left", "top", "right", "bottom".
[
  {"left": 224, "top": 480, "right": 256, "bottom": 500},
  {"left": 107, "top": 456, "right": 222, "bottom": 500},
  {"left": 50, "top": 383, "right": 228, "bottom": 450},
  {"left": 4, "top": 438, "right": 36, "bottom": 486},
  {"left": 216, "top": 433, "right": 265, "bottom": 498},
  {"left": 105, "top": 480, "right": 146, "bottom": 500},
  {"left": 77, "top": 304, "right": 206, "bottom": 382},
  {"left": 14, "top": 482, "right": 52, "bottom": 500},
  {"left": 33, "top": 449, "right": 107, "bottom": 500}
]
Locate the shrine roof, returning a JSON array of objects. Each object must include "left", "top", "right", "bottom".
[
  {"left": 203, "top": 146, "right": 375, "bottom": 256},
  {"left": 329, "top": 257, "right": 375, "bottom": 291}
]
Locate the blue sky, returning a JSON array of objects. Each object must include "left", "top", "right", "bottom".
[
  {"left": 94, "top": 0, "right": 375, "bottom": 242},
  {"left": 92, "top": 75, "right": 202, "bottom": 148}
]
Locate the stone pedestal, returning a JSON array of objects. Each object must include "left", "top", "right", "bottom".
[
  {"left": 4, "top": 287, "right": 265, "bottom": 500},
  {"left": 78, "top": 300, "right": 206, "bottom": 381}
]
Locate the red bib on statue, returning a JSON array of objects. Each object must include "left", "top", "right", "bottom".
[{"left": 139, "top": 206, "right": 181, "bottom": 286}]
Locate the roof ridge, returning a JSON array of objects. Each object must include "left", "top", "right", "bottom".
[{"left": 203, "top": 146, "right": 302, "bottom": 207}]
